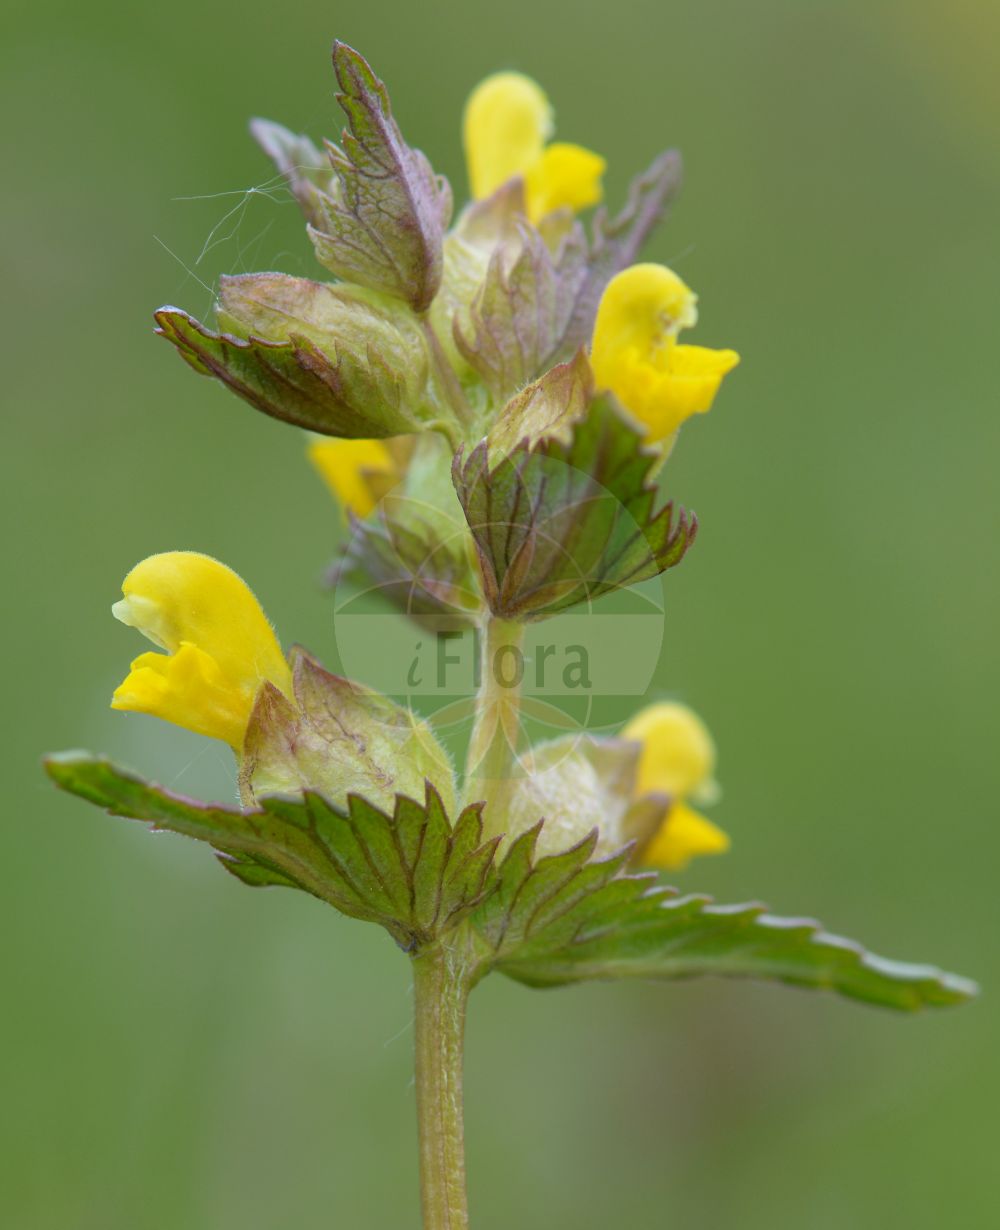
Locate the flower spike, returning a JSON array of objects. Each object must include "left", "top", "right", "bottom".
[
  {"left": 111, "top": 552, "right": 292, "bottom": 749},
  {"left": 43, "top": 48, "right": 979, "bottom": 1230}
]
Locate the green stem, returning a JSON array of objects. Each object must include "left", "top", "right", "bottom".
[
  {"left": 463, "top": 617, "right": 525, "bottom": 817},
  {"left": 420, "top": 314, "right": 473, "bottom": 428},
  {"left": 412, "top": 619, "right": 524, "bottom": 1227},
  {"left": 412, "top": 944, "right": 472, "bottom": 1230}
]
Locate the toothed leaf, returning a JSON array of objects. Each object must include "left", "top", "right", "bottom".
[
  {"left": 45, "top": 754, "right": 497, "bottom": 949},
  {"left": 472, "top": 825, "right": 630, "bottom": 956},
  {"left": 308, "top": 42, "right": 452, "bottom": 311},
  {"left": 471, "top": 829, "right": 977, "bottom": 1011},
  {"left": 155, "top": 303, "right": 433, "bottom": 439},
  {"left": 453, "top": 382, "right": 698, "bottom": 620}
]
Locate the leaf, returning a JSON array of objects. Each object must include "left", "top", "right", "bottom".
[
  {"left": 454, "top": 221, "right": 588, "bottom": 403},
  {"left": 249, "top": 118, "right": 334, "bottom": 227},
  {"left": 473, "top": 833, "right": 978, "bottom": 1012},
  {"left": 155, "top": 305, "right": 431, "bottom": 439},
  {"left": 46, "top": 753, "right": 977, "bottom": 1009},
  {"left": 45, "top": 753, "right": 499, "bottom": 949},
  {"left": 240, "top": 648, "right": 457, "bottom": 815},
  {"left": 472, "top": 825, "right": 630, "bottom": 956},
  {"left": 308, "top": 42, "right": 452, "bottom": 312},
  {"left": 548, "top": 150, "right": 683, "bottom": 365},
  {"left": 453, "top": 380, "right": 698, "bottom": 620}
]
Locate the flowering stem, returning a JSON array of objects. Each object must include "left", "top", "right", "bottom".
[
  {"left": 463, "top": 617, "right": 525, "bottom": 817},
  {"left": 412, "top": 943, "right": 472, "bottom": 1230},
  {"left": 413, "top": 620, "right": 524, "bottom": 1229}
]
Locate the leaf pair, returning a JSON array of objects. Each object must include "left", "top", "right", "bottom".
[{"left": 45, "top": 754, "right": 977, "bottom": 1011}]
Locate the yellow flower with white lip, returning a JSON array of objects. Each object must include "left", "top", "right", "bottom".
[
  {"left": 463, "top": 71, "right": 606, "bottom": 222},
  {"left": 111, "top": 552, "right": 292, "bottom": 750},
  {"left": 591, "top": 263, "right": 740, "bottom": 442},
  {"left": 623, "top": 701, "right": 730, "bottom": 871},
  {"left": 307, "top": 436, "right": 398, "bottom": 520}
]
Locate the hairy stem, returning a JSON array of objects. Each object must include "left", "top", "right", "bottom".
[
  {"left": 412, "top": 944, "right": 472, "bottom": 1230},
  {"left": 463, "top": 617, "right": 525, "bottom": 817}
]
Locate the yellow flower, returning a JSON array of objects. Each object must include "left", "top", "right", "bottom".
[
  {"left": 111, "top": 552, "right": 292, "bottom": 749},
  {"left": 591, "top": 263, "right": 740, "bottom": 442},
  {"left": 623, "top": 701, "right": 730, "bottom": 871},
  {"left": 463, "top": 71, "right": 606, "bottom": 222},
  {"left": 307, "top": 435, "right": 398, "bottom": 519}
]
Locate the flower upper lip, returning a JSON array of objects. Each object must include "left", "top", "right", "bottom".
[{"left": 462, "top": 70, "right": 606, "bottom": 223}]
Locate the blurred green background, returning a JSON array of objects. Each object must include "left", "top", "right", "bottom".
[{"left": 4, "top": 0, "right": 998, "bottom": 1225}]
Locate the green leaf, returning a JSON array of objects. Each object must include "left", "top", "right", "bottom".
[
  {"left": 453, "top": 382, "right": 697, "bottom": 620},
  {"left": 240, "top": 648, "right": 457, "bottom": 815},
  {"left": 154, "top": 304, "right": 430, "bottom": 439},
  {"left": 309, "top": 42, "right": 452, "bottom": 312},
  {"left": 46, "top": 753, "right": 977, "bottom": 1010},
  {"left": 472, "top": 825, "right": 630, "bottom": 956},
  {"left": 548, "top": 150, "right": 683, "bottom": 365},
  {"left": 474, "top": 836, "right": 977, "bottom": 1010},
  {"left": 45, "top": 753, "right": 498, "bottom": 949}
]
